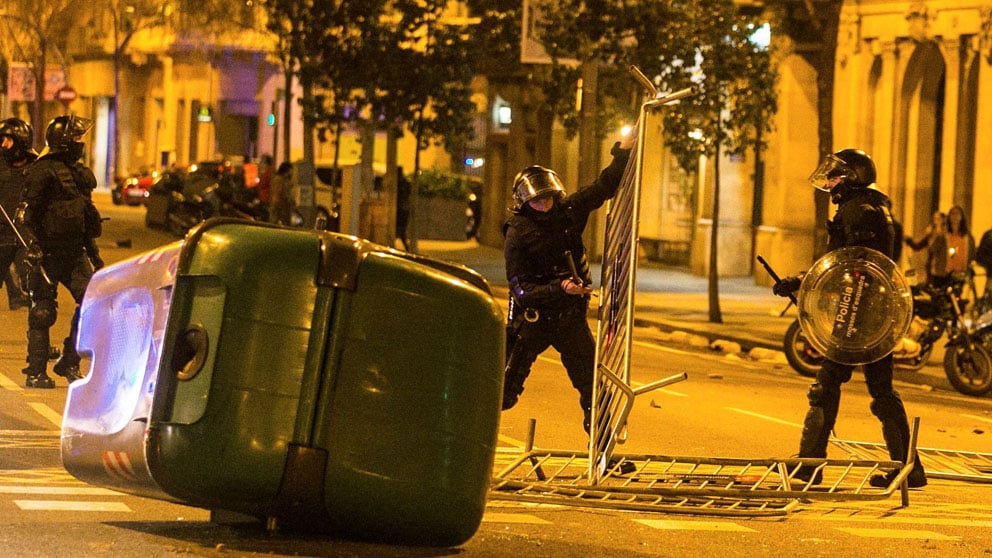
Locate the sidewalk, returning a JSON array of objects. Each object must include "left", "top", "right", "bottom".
[{"left": 416, "top": 239, "right": 791, "bottom": 356}]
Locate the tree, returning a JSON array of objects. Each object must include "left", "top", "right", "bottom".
[
  {"left": 533, "top": 0, "right": 777, "bottom": 323},
  {"left": 261, "top": 1, "right": 477, "bottom": 246},
  {"left": 106, "top": 0, "right": 174, "bottom": 180},
  {"left": 0, "top": 0, "right": 85, "bottom": 147},
  {"left": 262, "top": 0, "right": 323, "bottom": 163},
  {"left": 766, "top": 0, "right": 842, "bottom": 258}
]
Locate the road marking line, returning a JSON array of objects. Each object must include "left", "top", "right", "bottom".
[
  {"left": 27, "top": 402, "right": 63, "bottom": 427},
  {"left": 498, "top": 434, "right": 527, "bottom": 447},
  {"left": 630, "top": 380, "right": 687, "bottom": 397},
  {"left": 800, "top": 514, "right": 992, "bottom": 528},
  {"left": 482, "top": 512, "right": 552, "bottom": 525},
  {"left": 725, "top": 407, "right": 803, "bottom": 428},
  {"left": 834, "top": 527, "right": 959, "bottom": 541},
  {"left": 633, "top": 340, "right": 763, "bottom": 370},
  {"left": 0, "top": 373, "right": 22, "bottom": 392},
  {"left": 634, "top": 519, "right": 757, "bottom": 532},
  {"left": 962, "top": 413, "right": 992, "bottom": 425},
  {"left": 633, "top": 340, "right": 695, "bottom": 356},
  {"left": 14, "top": 500, "right": 132, "bottom": 512},
  {"left": 0, "top": 486, "right": 123, "bottom": 496}
]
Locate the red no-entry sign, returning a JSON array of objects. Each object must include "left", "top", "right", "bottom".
[{"left": 56, "top": 86, "right": 77, "bottom": 108}]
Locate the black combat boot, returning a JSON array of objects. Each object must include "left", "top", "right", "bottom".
[
  {"left": 23, "top": 366, "right": 55, "bottom": 389},
  {"left": 868, "top": 415, "right": 927, "bottom": 488},
  {"left": 53, "top": 355, "right": 83, "bottom": 383}
]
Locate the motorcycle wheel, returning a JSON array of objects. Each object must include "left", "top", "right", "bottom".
[
  {"left": 783, "top": 320, "right": 823, "bottom": 378},
  {"left": 943, "top": 343, "right": 992, "bottom": 396}
]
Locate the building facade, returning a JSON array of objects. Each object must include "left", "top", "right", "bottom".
[{"left": 750, "top": 0, "right": 992, "bottom": 284}]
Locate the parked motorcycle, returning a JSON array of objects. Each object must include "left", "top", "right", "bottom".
[
  {"left": 783, "top": 281, "right": 992, "bottom": 396},
  {"left": 146, "top": 167, "right": 266, "bottom": 237}
]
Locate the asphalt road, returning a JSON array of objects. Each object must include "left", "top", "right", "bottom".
[{"left": 1, "top": 194, "right": 991, "bottom": 557}]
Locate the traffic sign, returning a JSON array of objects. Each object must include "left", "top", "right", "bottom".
[{"left": 56, "top": 86, "right": 77, "bottom": 108}]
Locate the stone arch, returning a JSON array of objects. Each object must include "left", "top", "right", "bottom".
[{"left": 897, "top": 40, "right": 945, "bottom": 239}]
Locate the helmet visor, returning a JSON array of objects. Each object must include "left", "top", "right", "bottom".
[
  {"left": 514, "top": 171, "right": 564, "bottom": 205},
  {"left": 66, "top": 116, "right": 94, "bottom": 141},
  {"left": 808, "top": 154, "right": 852, "bottom": 193}
]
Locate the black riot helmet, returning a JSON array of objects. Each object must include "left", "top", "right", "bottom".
[
  {"left": 45, "top": 115, "right": 93, "bottom": 154},
  {"left": 0, "top": 118, "right": 34, "bottom": 163},
  {"left": 808, "top": 148, "right": 876, "bottom": 203},
  {"left": 511, "top": 165, "right": 565, "bottom": 211}
]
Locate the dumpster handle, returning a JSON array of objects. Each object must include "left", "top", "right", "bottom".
[{"left": 172, "top": 323, "right": 209, "bottom": 381}]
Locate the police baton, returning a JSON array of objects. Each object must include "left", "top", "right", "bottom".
[
  {"left": 565, "top": 250, "right": 598, "bottom": 297},
  {"left": 0, "top": 203, "right": 54, "bottom": 287},
  {"left": 756, "top": 255, "right": 797, "bottom": 305}
]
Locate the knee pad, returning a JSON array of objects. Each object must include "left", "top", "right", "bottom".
[
  {"left": 870, "top": 392, "right": 906, "bottom": 421},
  {"left": 806, "top": 383, "right": 826, "bottom": 407},
  {"left": 28, "top": 299, "right": 58, "bottom": 329}
]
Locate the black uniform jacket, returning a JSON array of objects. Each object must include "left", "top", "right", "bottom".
[
  {"left": 503, "top": 143, "right": 631, "bottom": 313},
  {"left": 827, "top": 187, "right": 895, "bottom": 258}
]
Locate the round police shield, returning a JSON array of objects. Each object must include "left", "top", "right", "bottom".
[{"left": 797, "top": 246, "right": 913, "bottom": 365}]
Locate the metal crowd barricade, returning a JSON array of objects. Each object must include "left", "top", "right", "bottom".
[
  {"left": 831, "top": 438, "right": 992, "bottom": 484},
  {"left": 490, "top": 418, "right": 923, "bottom": 516},
  {"left": 589, "top": 67, "right": 696, "bottom": 482}
]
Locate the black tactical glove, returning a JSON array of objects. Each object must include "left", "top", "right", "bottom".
[
  {"left": 772, "top": 275, "right": 802, "bottom": 298},
  {"left": 23, "top": 243, "right": 43, "bottom": 267},
  {"left": 86, "top": 243, "right": 104, "bottom": 271}
]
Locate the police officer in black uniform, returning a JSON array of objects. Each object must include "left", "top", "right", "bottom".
[
  {"left": 773, "top": 148, "right": 927, "bottom": 488},
  {"left": 501, "top": 130, "right": 634, "bottom": 432},
  {"left": 17, "top": 115, "right": 104, "bottom": 389},
  {"left": 0, "top": 118, "right": 35, "bottom": 310}
]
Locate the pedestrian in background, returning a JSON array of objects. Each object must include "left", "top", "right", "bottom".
[
  {"left": 0, "top": 118, "right": 35, "bottom": 311},
  {"left": 931, "top": 204, "right": 975, "bottom": 293},
  {"left": 501, "top": 128, "right": 635, "bottom": 434},
  {"left": 773, "top": 148, "right": 927, "bottom": 488},
  {"left": 904, "top": 210, "right": 945, "bottom": 286},
  {"left": 17, "top": 115, "right": 103, "bottom": 389},
  {"left": 269, "top": 161, "right": 296, "bottom": 225},
  {"left": 395, "top": 167, "right": 411, "bottom": 251}
]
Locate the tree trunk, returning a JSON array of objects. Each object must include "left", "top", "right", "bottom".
[
  {"left": 708, "top": 140, "right": 723, "bottom": 324},
  {"left": 281, "top": 66, "right": 292, "bottom": 163}
]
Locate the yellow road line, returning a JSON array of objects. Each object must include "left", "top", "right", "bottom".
[
  {"left": 834, "top": 527, "right": 960, "bottom": 540},
  {"left": 27, "top": 402, "right": 63, "bottom": 428},
  {"left": 962, "top": 413, "right": 992, "bottom": 425},
  {"left": 482, "top": 512, "right": 552, "bottom": 525},
  {"left": 0, "top": 486, "right": 123, "bottom": 496},
  {"left": 498, "top": 434, "right": 527, "bottom": 447},
  {"left": 630, "top": 380, "right": 687, "bottom": 397},
  {"left": 0, "top": 373, "right": 22, "bottom": 392},
  {"left": 634, "top": 519, "right": 757, "bottom": 532},
  {"left": 725, "top": 407, "right": 803, "bottom": 428},
  {"left": 14, "top": 500, "right": 132, "bottom": 512},
  {"left": 801, "top": 513, "right": 992, "bottom": 528}
]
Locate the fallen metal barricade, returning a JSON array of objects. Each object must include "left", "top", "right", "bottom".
[
  {"left": 490, "top": 418, "right": 922, "bottom": 516},
  {"left": 832, "top": 437, "right": 992, "bottom": 484}
]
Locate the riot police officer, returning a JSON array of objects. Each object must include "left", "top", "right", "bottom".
[
  {"left": 502, "top": 130, "right": 634, "bottom": 432},
  {"left": 773, "top": 148, "right": 927, "bottom": 488},
  {"left": 0, "top": 118, "right": 35, "bottom": 310},
  {"left": 17, "top": 115, "right": 104, "bottom": 389}
]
